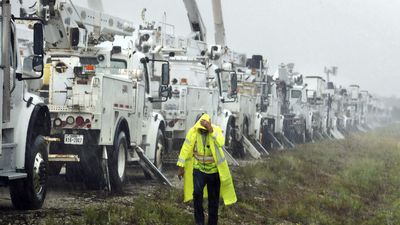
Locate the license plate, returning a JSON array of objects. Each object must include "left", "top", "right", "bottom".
[{"left": 64, "top": 134, "right": 84, "bottom": 145}]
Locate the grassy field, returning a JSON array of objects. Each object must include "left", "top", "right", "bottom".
[{"left": 45, "top": 125, "right": 400, "bottom": 225}]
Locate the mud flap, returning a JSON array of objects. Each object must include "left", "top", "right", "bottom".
[
  {"left": 242, "top": 136, "right": 261, "bottom": 159},
  {"left": 135, "top": 147, "right": 172, "bottom": 187},
  {"left": 222, "top": 147, "right": 239, "bottom": 166}
]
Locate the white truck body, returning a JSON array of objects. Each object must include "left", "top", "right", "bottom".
[{"left": 1, "top": 1, "right": 51, "bottom": 209}]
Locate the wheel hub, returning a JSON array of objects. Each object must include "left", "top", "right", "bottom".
[
  {"left": 117, "top": 144, "right": 126, "bottom": 179},
  {"left": 33, "top": 152, "right": 46, "bottom": 195},
  {"left": 155, "top": 139, "right": 164, "bottom": 170}
]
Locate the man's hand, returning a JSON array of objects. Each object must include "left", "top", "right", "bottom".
[
  {"left": 177, "top": 166, "right": 184, "bottom": 180},
  {"left": 200, "top": 119, "right": 213, "bottom": 133}
]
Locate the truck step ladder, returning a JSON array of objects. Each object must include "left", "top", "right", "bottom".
[
  {"left": 322, "top": 131, "right": 333, "bottom": 140},
  {"left": 135, "top": 147, "right": 172, "bottom": 187},
  {"left": 1, "top": 142, "right": 17, "bottom": 150},
  {"left": 279, "top": 133, "right": 295, "bottom": 149},
  {"left": 242, "top": 136, "right": 261, "bottom": 159},
  {"left": 248, "top": 137, "right": 270, "bottom": 156},
  {"left": 314, "top": 130, "right": 324, "bottom": 140},
  {"left": 49, "top": 154, "right": 80, "bottom": 162},
  {"left": 330, "top": 129, "right": 345, "bottom": 139},
  {"left": 266, "top": 131, "right": 284, "bottom": 150},
  {"left": 0, "top": 171, "right": 27, "bottom": 180},
  {"left": 356, "top": 125, "right": 367, "bottom": 133},
  {"left": 222, "top": 147, "right": 239, "bottom": 166}
]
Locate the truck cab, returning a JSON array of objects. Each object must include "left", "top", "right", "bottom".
[{"left": 1, "top": 1, "right": 51, "bottom": 209}]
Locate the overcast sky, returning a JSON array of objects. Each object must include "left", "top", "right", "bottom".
[{"left": 72, "top": 0, "right": 400, "bottom": 97}]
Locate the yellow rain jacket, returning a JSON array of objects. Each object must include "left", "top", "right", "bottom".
[{"left": 177, "top": 114, "right": 237, "bottom": 205}]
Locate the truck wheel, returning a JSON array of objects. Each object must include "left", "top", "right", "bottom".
[
  {"left": 243, "top": 120, "right": 249, "bottom": 138},
  {"left": 144, "top": 129, "right": 165, "bottom": 179},
  {"left": 108, "top": 131, "right": 127, "bottom": 193},
  {"left": 9, "top": 135, "right": 48, "bottom": 210},
  {"left": 261, "top": 125, "right": 270, "bottom": 150},
  {"left": 224, "top": 120, "right": 235, "bottom": 151},
  {"left": 301, "top": 131, "right": 306, "bottom": 144}
]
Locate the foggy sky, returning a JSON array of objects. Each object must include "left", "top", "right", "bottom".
[{"left": 73, "top": 0, "right": 400, "bottom": 97}]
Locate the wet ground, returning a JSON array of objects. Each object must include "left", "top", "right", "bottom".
[{"left": 0, "top": 164, "right": 181, "bottom": 225}]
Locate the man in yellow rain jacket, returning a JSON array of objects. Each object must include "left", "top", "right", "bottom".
[{"left": 177, "top": 113, "right": 237, "bottom": 225}]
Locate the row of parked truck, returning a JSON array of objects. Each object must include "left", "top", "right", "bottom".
[{"left": 0, "top": 0, "right": 392, "bottom": 209}]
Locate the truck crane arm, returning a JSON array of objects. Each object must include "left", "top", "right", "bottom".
[
  {"left": 37, "top": 0, "right": 134, "bottom": 50},
  {"left": 182, "top": 0, "right": 206, "bottom": 42},
  {"left": 211, "top": 0, "right": 226, "bottom": 46}
]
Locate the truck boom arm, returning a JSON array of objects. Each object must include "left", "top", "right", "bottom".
[
  {"left": 38, "top": 0, "right": 134, "bottom": 50},
  {"left": 182, "top": 0, "right": 206, "bottom": 42},
  {"left": 211, "top": 0, "right": 226, "bottom": 46}
]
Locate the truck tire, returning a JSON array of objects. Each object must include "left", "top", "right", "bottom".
[
  {"left": 224, "top": 119, "right": 235, "bottom": 150},
  {"left": 242, "top": 120, "right": 249, "bottom": 138},
  {"left": 144, "top": 129, "right": 165, "bottom": 179},
  {"left": 108, "top": 131, "right": 127, "bottom": 193},
  {"left": 9, "top": 135, "right": 48, "bottom": 210}
]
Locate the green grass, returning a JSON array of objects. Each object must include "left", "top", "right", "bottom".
[{"left": 44, "top": 125, "right": 400, "bottom": 225}]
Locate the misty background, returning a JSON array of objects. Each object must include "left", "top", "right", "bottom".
[{"left": 67, "top": 0, "right": 400, "bottom": 98}]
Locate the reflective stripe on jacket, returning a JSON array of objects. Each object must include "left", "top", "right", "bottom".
[{"left": 177, "top": 114, "right": 237, "bottom": 205}]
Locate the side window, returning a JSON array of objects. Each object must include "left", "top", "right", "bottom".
[
  {"left": 10, "top": 26, "right": 15, "bottom": 68},
  {"left": 110, "top": 59, "right": 127, "bottom": 69},
  {"left": 141, "top": 61, "right": 150, "bottom": 94}
]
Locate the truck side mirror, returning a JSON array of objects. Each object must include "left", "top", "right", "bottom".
[
  {"left": 70, "top": 28, "right": 80, "bottom": 47},
  {"left": 230, "top": 72, "right": 238, "bottom": 99},
  {"left": 32, "top": 56, "right": 44, "bottom": 72},
  {"left": 33, "top": 23, "right": 44, "bottom": 55},
  {"left": 161, "top": 63, "right": 170, "bottom": 85}
]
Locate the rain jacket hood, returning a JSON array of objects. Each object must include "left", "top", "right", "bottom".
[{"left": 194, "top": 113, "right": 210, "bottom": 131}]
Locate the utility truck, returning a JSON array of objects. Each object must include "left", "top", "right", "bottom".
[
  {"left": 34, "top": 0, "right": 172, "bottom": 191},
  {"left": 0, "top": 1, "right": 51, "bottom": 209},
  {"left": 275, "top": 63, "right": 307, "bottom": 145},
  {"left": 134, "top": 1, "right": 241, "bottom": 164},
  {"left": 302, "top": 75, "right": 330, "bottom": 140},
  {"left": 208, "top": 0, "right": 269, "bottom": 159},
  {"left": 324, "top": 82, "right": 345, "bottom": 139}
]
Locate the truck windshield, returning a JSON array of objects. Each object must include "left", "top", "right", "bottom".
[
  {"left": 219, "top": 71, "right": 233, "bottom": 94},
  {"left": 291, "top": 90, "right": 302, "bottom": 99},
  {"left": 110, "top": 59, "right": 127, "bottom": 69}
]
